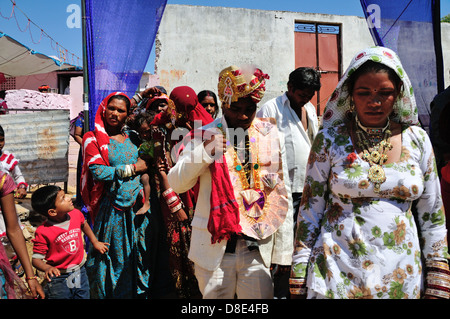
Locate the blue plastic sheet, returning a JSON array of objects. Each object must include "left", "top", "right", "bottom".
[
  {"left": 84, "top": 0, "right": 167, "bottom": 130},
  {"left": 360, "top": 0, "right": 443, "bottom": 129}
]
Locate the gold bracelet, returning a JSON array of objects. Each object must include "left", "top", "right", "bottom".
[
  {"left": 425, "top": 288, "right": 449, "bottom": 299},
  {"left": 289, "top": 278, "right": 306, "bottom": 285},
  {"left": 289, "top": 287, "right": 307, "bottom": 295}
]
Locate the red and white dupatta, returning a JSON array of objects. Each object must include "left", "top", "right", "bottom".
[{"left": 80, "top": 92, "right": 131, "bottom": 222}]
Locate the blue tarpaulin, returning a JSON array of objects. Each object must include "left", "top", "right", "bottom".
[
  {"left": 84, "top": 0, "right": 167, "bottom": 130},
  {"left": 360, "top": 0, "right": 444, "bottom": 130}
]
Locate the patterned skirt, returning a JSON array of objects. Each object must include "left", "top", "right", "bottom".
[{"left": 86, "top": 191, "right": 173, "bottom": 299}]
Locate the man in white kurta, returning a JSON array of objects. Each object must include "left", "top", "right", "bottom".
[{"left": 258, "top": 67, "right": 321, "bottom": 223}]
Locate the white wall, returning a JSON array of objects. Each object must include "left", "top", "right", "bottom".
[
  {"left": 155, "top": 5, "right": 450, "bottom": 104},
  {"left": 156, "top": 5, "right": 373, "bottom": 104}
]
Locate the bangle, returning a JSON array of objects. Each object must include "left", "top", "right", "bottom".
[
  {"left": 132, "top": 93, "right": 142, "bottom": 103},
  {"left": 289, "top": 287, "right": 307, "bottom": 295},
  {"left": 26, "top": 276, "right": 38, "bottom": 281},
  {"left": 170, "top": 202, "right": 183, "bottom": 213},
  {"left": 162, "top": 188, "right": 183, "bottom": 213},
  {"left": 425, "top": 260, "right": 450, "bottom": 299},
  {"left": 289, "top": 277, "right": 307, "bottom": 295},
  {"left": 119, "top": 164, "right": 134, "bottom": 178}
]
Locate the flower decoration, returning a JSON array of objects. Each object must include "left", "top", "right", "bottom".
[{"left": 346, "top": 152, "right": 357, "bottom": 168}]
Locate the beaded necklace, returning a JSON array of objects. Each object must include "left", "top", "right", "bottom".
[
  {"left": 217, "top": 122, "right": 272, "bottom": 232},
  {"left": 215, "top": 119, "right": 289, "bottom": 240},
  {"left": 354, "top": 116, "right": 393, "bottom": 193},
  {"left": 216, "top": 122, "right": 261, "bottom": 190}
]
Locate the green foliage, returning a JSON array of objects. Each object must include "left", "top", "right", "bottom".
[{"left": 442, "top": 14, "right": 450, "bottom": 23}]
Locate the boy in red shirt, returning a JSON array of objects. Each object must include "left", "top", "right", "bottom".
[{"left": 31, "top": 185, "right": 109, "bottom": 299}]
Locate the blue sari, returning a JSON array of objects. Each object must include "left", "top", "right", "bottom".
[{"left": 86, "top": 138, "right": 172, "bottom": 298}]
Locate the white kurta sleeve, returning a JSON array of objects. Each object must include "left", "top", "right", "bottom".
[{"left": 168, "top": 134, "right": 215, "bottom": 194}]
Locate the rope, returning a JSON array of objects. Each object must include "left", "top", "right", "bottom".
[{"left": 0, "top": 0, "right": 81, "bottom": 66}]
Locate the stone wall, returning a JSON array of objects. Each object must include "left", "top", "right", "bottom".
[{"left": 4, "top": 89, "right": 71, "bottom": 111}]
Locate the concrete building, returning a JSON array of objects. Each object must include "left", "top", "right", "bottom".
[{"left": 154, "top": 4, "right": 450, "bottom": 116}]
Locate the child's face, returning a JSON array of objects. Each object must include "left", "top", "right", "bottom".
[
  {"left": 51, "top": 190, "right": 74, "bottom": 219},
  {"left": 0, "top": 135, "right": 4, "bottom": 152},
  {"left": 138, "top": 121, "right": 152, "bottom": 141}
]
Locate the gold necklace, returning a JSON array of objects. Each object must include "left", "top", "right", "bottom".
[
  {"left": 216, "top": 123, "right": 261, "bottom": 190},
  {"left": 354, "top": 116, "right": 392, "bottom": 193},
  {"left": 215, "top": 120, "right": 290, "bottom": 240},
  {"left": 356, "top": 116, "right": 390, "bottom": 144},
  {"left": 217, "top": 122, "right": 269, "bottom": 229}
]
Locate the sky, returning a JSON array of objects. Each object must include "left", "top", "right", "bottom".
[{"left": 1, "top": 0, "right": 449, "bottom": 73}]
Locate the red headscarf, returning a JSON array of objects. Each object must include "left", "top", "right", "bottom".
[
  {"left": 169, "top": 85, "right": 241, "bottom": 243},
  {"left": 147, "top": 93, "right": 177, "bottom": 131},
  {"left": 167, "top": 87, "right": 214, "bottom": 216},
  {"left": 441, "top": 162, "right": 450, "bottom": 240},
  {"left": 80, "top": 92, "right": 131, "bottom": 222},
  {"left": 170, "top": 86, "right": 213, "bottom": 129}
]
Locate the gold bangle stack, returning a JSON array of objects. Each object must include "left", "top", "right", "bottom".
[
  {"left": 425, "top": 260, "right": 450, "bottom": 299},
  {"left": 289, "top": 277, "right": 307, "bottom": 295}
]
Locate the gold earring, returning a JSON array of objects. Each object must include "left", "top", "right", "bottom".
[{"left": 349, "top": 98, "right": 355, "bottom": 113}]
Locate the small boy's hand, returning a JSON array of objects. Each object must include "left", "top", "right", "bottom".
[
  {"left": 94, "top": 241, "right": 110, "bottom": 254},
  {"left": 45, "top": 267, "right": 60, "bottom": 281}
]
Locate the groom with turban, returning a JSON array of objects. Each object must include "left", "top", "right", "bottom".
[{"left": 168, "top": 65, "right": 293, "bottom": 299}]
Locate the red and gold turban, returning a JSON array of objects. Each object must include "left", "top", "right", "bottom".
[{"left": 217, "top": 65, "right": 269, "bottom": 107}]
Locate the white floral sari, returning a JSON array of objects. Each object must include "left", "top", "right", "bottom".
[{"left": 291, "top": 46, "right": 449, "bottom": 299}]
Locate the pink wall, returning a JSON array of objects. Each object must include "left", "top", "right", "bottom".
[
  {"left": 5, "top": 72, "right": 83, "bottom": 120},
  {"left": 68, "top": 76, "right": 83, "bottom": 119},
  {"left": 15, "top": 72, "right": 58, "bottom": 91}
]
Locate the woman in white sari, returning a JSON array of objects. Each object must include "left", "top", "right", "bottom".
[{"left": 290, "top": 46, "right": 449, "bottom": 299}]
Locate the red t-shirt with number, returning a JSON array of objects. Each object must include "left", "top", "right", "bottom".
[{"left": 32, "top": 209, "right": 85, "bottom": 270}]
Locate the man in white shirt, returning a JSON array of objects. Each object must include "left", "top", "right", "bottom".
[
  {"left": 257, "top": 67, "right": 320, "bottom": 298},
  {"left": 258, "top": 67, "right": 321, "bottom": 222}
]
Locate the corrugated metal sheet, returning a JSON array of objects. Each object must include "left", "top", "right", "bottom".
[{"left": 0, "top": 110, "right": 70, "bottom": 185}]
